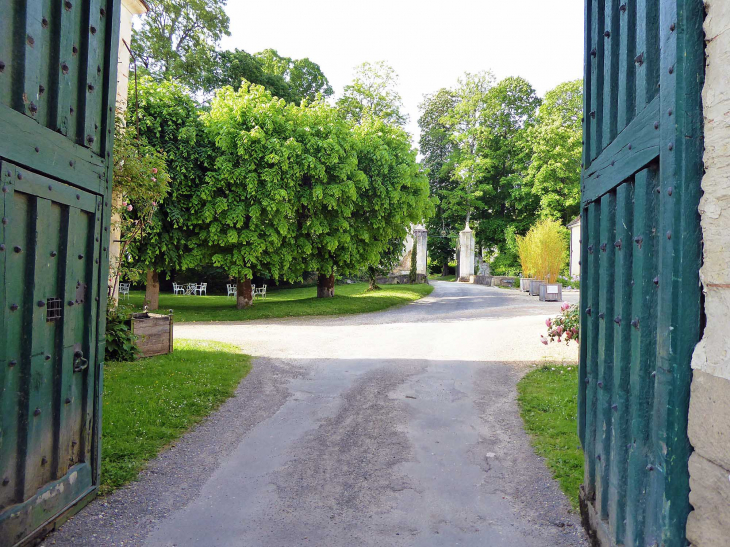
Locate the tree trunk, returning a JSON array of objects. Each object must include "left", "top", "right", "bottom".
[
  {"left": 145, "top": 269, "right": 160, "bottom": 310},
  {"left": 317, "top": 273, "right": 335, "bottom": 298},
  {"left": 236, "top": 277, "right": 253, "bottom": 309},
  {"left": 442, "top": 263, "right": 449, "bottom": 277}
]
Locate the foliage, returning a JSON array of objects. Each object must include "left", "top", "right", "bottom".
[
  {"left": 515, "top": 218, "right": 568, "bottom": 281},
  {"left": 126, "top": 77, "right": 213, "bottom": 279},
  {"left": 517, "top": 365, "right": 583, "bottom": 509},
  {"left": 524, "top": 80, "right": 583, "bottom": 223},
  {"left": 337, "top": 61, "right": 408, "bottom": 126},
  {"left": 542, "top": 303, "right": 580, "bottom": 346},
  {"left": 348, "top": 117, "right": 433, "bottom": 281},
  {"left": 557, "top": 275, "right": 580, "bottom": 290},
  {"left": 205, "top": 48, "right": 333, "bottom": 104},
  {"left": 409, "top": 237, "right": 418, "bottom": 284},
  {"left": 255, "top": 49, "right": 333, "bottom": 102},
  {"left": 104, "top": 300, "right": 138, "bottom": 362},
  {"left": 124, "top": 283, "right": 434, "bottom": 322},
  {"left": 132, "top": 0, "right": 230, "bottom": 91},
  {"left": 196, "top": 84, "right": 305, "bottom": 282},
  {"left": 365, "top": 239, "right": 404, "bottom": 291},
  {"left": 111, "top": 118, "right": 170, "bottom": 287},
  {"left": 100, "top": 340, "right": 251, "bottom": 494}
]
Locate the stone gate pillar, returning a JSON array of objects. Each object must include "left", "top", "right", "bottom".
[
  {"left": 414, "top": 225, "right": 428, "bottom": 275},
  {"left": 459, "top": 223, "right": 474, "bottom": 281}
]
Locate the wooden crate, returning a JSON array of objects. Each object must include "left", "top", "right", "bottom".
[{"left": 132, "top": 311, "right": 173, "bottom": 358}]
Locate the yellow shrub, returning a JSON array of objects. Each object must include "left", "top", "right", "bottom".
[{"left": 519, "top": 219, "right": 568, "bottom": 282}]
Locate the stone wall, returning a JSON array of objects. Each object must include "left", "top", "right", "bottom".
[{"left": 686, "top": 3, "right": 730, "bottom": 545}]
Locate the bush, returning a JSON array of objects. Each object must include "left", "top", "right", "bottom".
[
  {"left": 541, "top": 302, "right": 579, "bottom": 346},
  {"left": 516, "top": 219, "right": 568, "bottom": 281},
  {"left": 105, "top": 300, "right": 139, "bottom": 362},
  {"left": 409, "top": 241, "right": 418, "bottom": 284},
  {"left": 557, "top": 275, "right": 580, "bottom": 290}
]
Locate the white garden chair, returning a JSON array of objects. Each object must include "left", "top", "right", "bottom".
[
  {"left": 226, "top": 284, "right": 237, "bottom": 298},
  {"left": 254, "top": 284, "right": 267, "bottom": 299},
  {"left": 173, "top": 283, "right": 185, "bottom": 295},
  {"left": 119, "top": 283, "right": 130, "bottom": 300},
  {"left": 185, "top": 283, "right": 196, "bottom": 295},
  {"left": 195, "top": 283, "right": 207, "bottom": 296}
]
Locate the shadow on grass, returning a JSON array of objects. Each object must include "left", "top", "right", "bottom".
[
  {"left": 125, "top": 282, "right": 434, "bottom": 322},
  {"left": 101, "top": 340, "right": 252, "bottom": 494}
]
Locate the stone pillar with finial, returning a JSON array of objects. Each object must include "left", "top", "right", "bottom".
[{"left": 459, "top": 222, "right": 475, "bottom": 282}]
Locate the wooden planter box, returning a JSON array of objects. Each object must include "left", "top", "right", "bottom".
[
  {"left": 131, "top": 311, "right": 174, "bottom": 358},
  {"left": 539, "top": 283, "right": 563, "bottom": 302},
  {"left": 529, "top": 280, "right": 544, "bottom": 296},
  {"left": 520, "top": 278, "right": 535, "bottom": 292}
]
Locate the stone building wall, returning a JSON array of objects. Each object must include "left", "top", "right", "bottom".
[{"left": 686, "top": 2, "right": 730, "bottom": 545}]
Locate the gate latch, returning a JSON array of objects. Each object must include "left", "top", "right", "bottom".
[{"left": 73, "top": 350, "right": 89, "bottom": 373}]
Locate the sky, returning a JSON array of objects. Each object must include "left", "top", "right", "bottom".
[{"left": 222, "top": 0, "right": 585, "bottom": 145}]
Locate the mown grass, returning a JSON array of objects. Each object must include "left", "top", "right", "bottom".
[
  {"left": 101, "top": 340, "right": 251, "bottom": 494},
  {"left": 430, "top": 275, "right": 457, "bottom": 281},
  {"left": 125, "top": 282, "right": 434, "bottom": 322},
  {"left": 517, "top": 364, "right": 583, "bottom": 509}
]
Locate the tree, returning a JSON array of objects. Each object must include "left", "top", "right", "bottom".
[
  {"left": 205, "top": 49, "right": 333, "bottom": 105},
  {"left": 349, "top": 117, "right": 433, "bottom": 291},
  {"left": 132, "top": 0, "right": 230, "bottom": 90},
  {"left": 409, "top": 238, "right": 418, "bottom": 284},
  {"left": 195, "top": 84, "right": 308, "bottom": 308},
  {"left": 337, "top": 61, "right": 408, "bottom": 126},
  {"left": 523, "top": 80, "right": 583, "bottom": 223},
  {"left": 255, "top": 49, "right": 334, "bottom": 103},
  {"left": 126, "top": 77, "right": 215, "bottom": 309}
]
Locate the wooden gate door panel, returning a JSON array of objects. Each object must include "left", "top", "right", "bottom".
[
  {"left": 0, "top": 164, "right": 101, "bottom": 544},
  {"left": 0, "top": 1, "right": 120, "bottom": 543},
  {"left": 579, "top": 1, "right": 704, "bottom": 546}
]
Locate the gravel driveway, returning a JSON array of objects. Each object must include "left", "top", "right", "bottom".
[{"left": 45, "top": 281, "right": 586, "bottom": 547}]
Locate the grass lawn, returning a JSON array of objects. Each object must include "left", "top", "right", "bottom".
[
  {"left": 101, "top": 340, "right": 251, "bottom": 494},
  {"left": 124, "top": 282, "right": 434, "bottom": 322},
  {"left": 517, "top": 364, "right": 583, "bottom": 509},
  {"left": 430, "top": 275, "right": 456, "bottom": 281}
]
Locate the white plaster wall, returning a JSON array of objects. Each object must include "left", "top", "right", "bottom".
[
  {"left": 686, "top": 3, "right": 730, "bottom": 545},
  {"left": 569, "top": 222, "right": 581, "bottom": 278}
]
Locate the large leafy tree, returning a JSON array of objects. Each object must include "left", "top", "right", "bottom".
[
  {"left": 195, "top": 84, "right": 308, "bottom": 308},
  {"left": 205, "top": 49, "right": 333, "bottom": 105},
  {"left": 255, "top": 49, "right": 334, "bottom": 103},
  {"left": 132, "top": 0, "right": 230, "bottom": 90},
  {"left": 126, "top": 77, "right": 215, "bottom": 309},
  {"left": 337, "top": 61, "right": 408, "bottom": 126},
  {"left": 350, "top": 117, "right": 433, "bottom": 290},
  {"left": 523, "top": 80, "right": 583, "bottom": 223}
]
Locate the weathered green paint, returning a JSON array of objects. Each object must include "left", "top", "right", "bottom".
[
  {"left": 0, "top": 1, "right": 121, "bottom": 545},
  {"left": 579, "top": 1, "right": 705, "bottom": 546}
]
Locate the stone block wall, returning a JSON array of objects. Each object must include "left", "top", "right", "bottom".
[{"left": 686, "top": 2, "right": 730, "bottom": 545}]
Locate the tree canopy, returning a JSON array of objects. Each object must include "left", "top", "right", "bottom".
[
  {"left": 337, "top": 62, "right": 408, "bottom": 126},
  {"left": 132, "top": 0, "right": 230, "bottom": 90}
]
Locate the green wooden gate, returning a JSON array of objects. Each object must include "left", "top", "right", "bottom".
[
  {"left": 0, "top": 1, "right": 121, "bottom": 545},
  {"left": 578, "top": 1, "right": 704, "bottom": 545}
]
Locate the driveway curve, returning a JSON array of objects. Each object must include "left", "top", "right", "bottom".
[{"left": 46, "top": 281, "right": 587, "bottom": 547}]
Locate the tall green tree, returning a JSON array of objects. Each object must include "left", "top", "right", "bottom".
[
  {"left": 523, "top": 80, "right": 583, "bottom": 223},
  {"left": 337, "top": 61, "right": 408, "bottom": 126},
  {"left": 126, "top": 78, "right": 214, "bottom": 308},
  {"left": 255, "top": 49, "right": 334, "bottom": 102},
  {"left": 132, "top": 0, "right": 230, "bottom": 90},
  {"left": 350, "top": 117, "right": 433, "bottom": 290},
  {"left": 196, "top": 84, "right": 308, "bottom": 308}
]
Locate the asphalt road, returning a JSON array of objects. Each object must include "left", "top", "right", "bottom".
[{"left": 46, "top": 281, "right": 586, "bottom": 547}]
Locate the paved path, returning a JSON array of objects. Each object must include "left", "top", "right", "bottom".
[{"left": 46, "top": 282, "right": 586, "bottom": 547}]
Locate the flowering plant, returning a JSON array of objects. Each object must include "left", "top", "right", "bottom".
[{"left": 541, "top": 302, "right": 579, "bottom": 345}]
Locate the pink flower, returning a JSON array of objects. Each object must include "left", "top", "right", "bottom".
[
  {"left": 122, "top": 201, "right": 127, "bottom": 206},
  {"left": 557, "top": 337, "right": 562, "bottom": 343},
  {"left": 127, "top": 204, "right": 133, "bottom": 211},
  {"left": 152, "top": 177, "right": 157, "bottom": 182},
  {"left": 545, "top": 318, "right": 552, "bottom": 328},
  {"left": 152, "top": 201, "right": 157, "bottom": 207},
  {"left": 556, "top": 326, "right": 564, "bottom": 336},
  {"left": 566, "top": 331, "right": 573, "bottom": 340},
  {"left": 572, "top": 327, "right": 578, "bottom": 334},
  {"left": 540, "top": 336, "right": 548, "bottom": 346},
  {"left": 561, "top": 302, "right": 571, "bottom": 311},
  {"left": 152, "top": 168, "right": 158, "bottom": 174}
]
